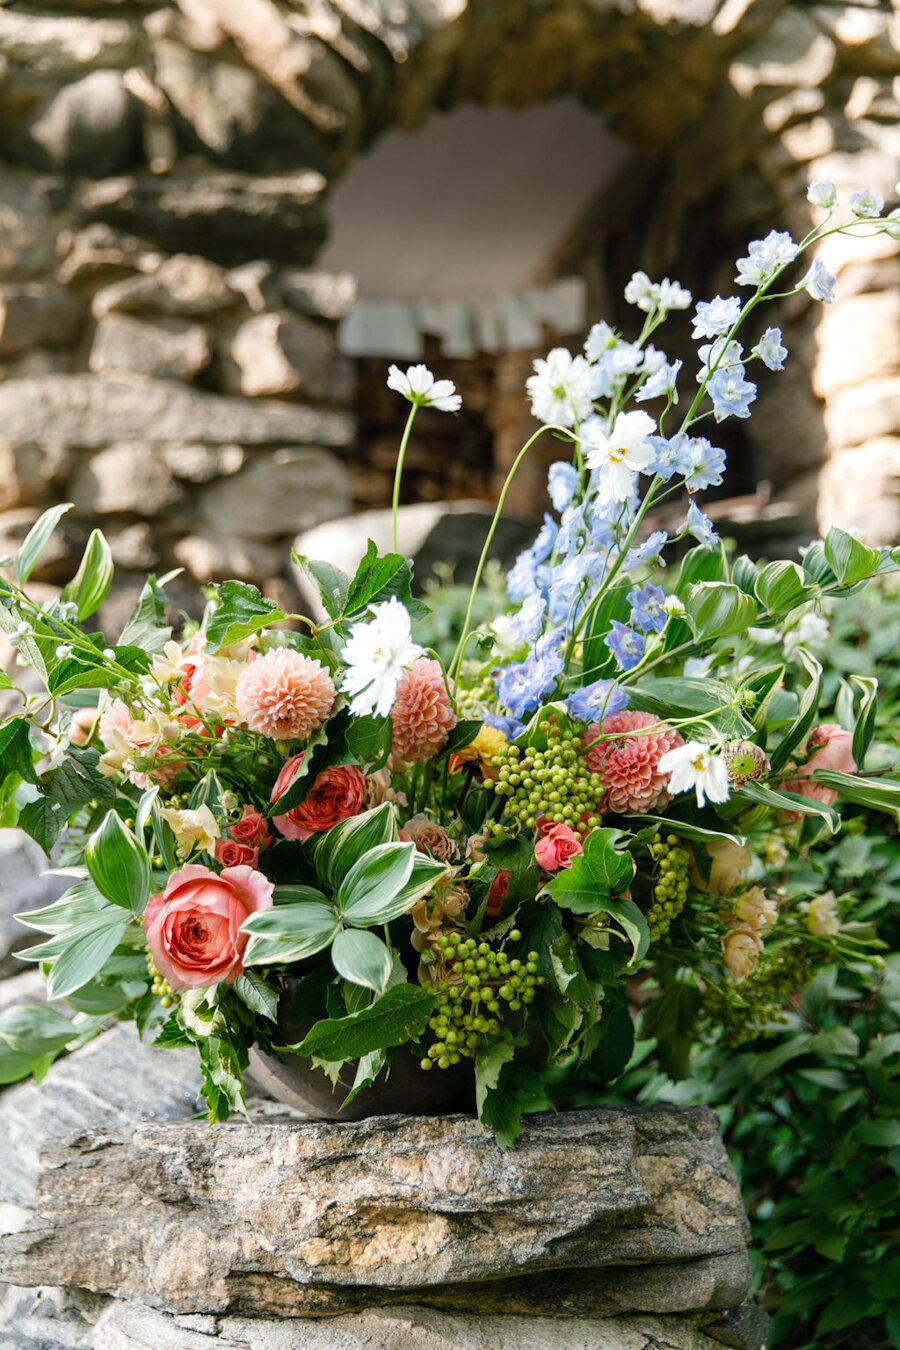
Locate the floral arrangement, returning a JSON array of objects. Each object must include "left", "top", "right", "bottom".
[{"left": 1, "top": 183, "right": 899, "bottom": 1145}]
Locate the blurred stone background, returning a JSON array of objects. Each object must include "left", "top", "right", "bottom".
[{"left": 0, "top": 0, "right": 898, "bottom": 625}]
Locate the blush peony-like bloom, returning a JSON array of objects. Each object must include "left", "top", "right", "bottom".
[
  {"left": 235, "top": 648, "right": 335, "bottom": 742},
  {"left": 535, "top": 822, "right": 584, "bottom": 871},
  {"left": 143, "top": 864, "right": 273, "bottom": 990},
  {"left": 783, "top": 724, "right": 856, "bottom": 809},
  {"left": 390, "top": 658, "right": 457, "bottom": 763},
  {"left": 722, "top": 923, "right": 762, "bottom": 982},
  {"left": 271, "top": 758, "right": 367, "bottom": 840},
  {"left": 583, "top": 709, "right": 684, "bottom": 815}
]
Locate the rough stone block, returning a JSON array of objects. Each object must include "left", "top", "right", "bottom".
[
  {"left": 729, "top": 10, "right": 835, "bottom": 95},
  {"left": 56, "top": 225, "right": 162, "bottom": 288},
  {"left": 227, "top": 310, "right": 353, "bottom": 402},
  {"left": 89, "top": 313, "right": 213, "bottom": 382},
  {"left": 0, "top": 829, "right": 69, "bottom": 979},
  {"left": 197, "top": 447, "right": 350, "bottom": 538},
  {"left": 71, "top": 443, "right": 182, "bottom": 517},
  {"left": 174, "top": 532, "right": 283, "bottom": 584},
  {"left": 824, "top": 376, "right": 900, "bottom": 448},
  {"left": 0, "top": 1106, "right": 750, "bottom": 1319},
  {"left": 0, "top": 12, "right": 138, "bottom": 76},
  {"left": 0, "top": 284, "right": 83, "bottom": 357},
  {"left": 92, "top": 254, "right": 236, "bottom": 318},
  {"left": 77, "top": 172, "right": 329, "bottom": 268},
  {"left": 0, "top": 442, "right": 72, "bottom": 512},
  {"left": 163, "top": 444, "right": 244, "bottom": 482},
  {"left": 0, "top": 376, "right": 354, "bottom": 449},
  {"left": 817, "top": 437, "right": 900, "bottom": 543},
  {"left": 0, "top": 171, "right": 54, "bottom": 281},
  {"left": 813, "top": 289, "right": 900, "bottom": 396},
  {"left": 13, "top": 71, "right": 140, "bottom": 177}
]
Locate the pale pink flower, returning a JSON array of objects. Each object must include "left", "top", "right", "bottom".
[
  {"left": 236, "top": 648, "right": 335, "bottom": 742},
  {"left": 783, "top": 724, "right": 856, "bottom": 809},
  {"left": 583, "top": 709, "right": 683, "bottom": 815},
  {"left": 390, "top": 658, "right": 457, "bottom": 763}
]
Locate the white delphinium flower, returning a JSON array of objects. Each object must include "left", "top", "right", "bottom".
[
  {"left": 386, "top": 364, "right": 461, "bottom": 412},
  {"left": 624, "top": 271, "right": 657, "bottom": 311},
  {"left": 849, "top": 188, "right": 884, "bottom": 219},
  {"left": 489, "top": 614, "right": 521, "bottom": 659},
  {"left": 658, "top": 741, "right": 730, "bottom": 808},
  {"left": 803, "top": 257, "right": 836, "bottom": 303},
  {"left": 526, "top": 347, "right": 594, "bottom": 427},
  {"left": 582, "top": 410, "right": 656, "bottom": 502},
  {"left": 341, "top": 597, "right": 424, "bottom": 717},
  {"left": 807, "top": 180, "right": 836, "bottom": 209}
]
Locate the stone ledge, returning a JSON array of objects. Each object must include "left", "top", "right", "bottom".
[{"left": 0, "top": 1104, "right": 751, "bottom": 1320}]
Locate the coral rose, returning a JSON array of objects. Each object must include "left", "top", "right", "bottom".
[
  {"left": 390, "top": 658, "right": 457, "bottom": 762},
  {"left": 143, "top": 863, "right": 273, "bottom": 990},
  {"left": 583, "top": 709, "right": 683, "bottom": 815},
  {"left": 214, "top": 838, "right": 258, "bottom": 869},
  {"left": 236, "top": 648, "right": 335, "bottom": 742},
  {"left": 485, "top": 868, "right": 511, "bottom": 919},
  {"left": 535, "top": 821, "right": 584, "bottom": 871},
  {"left": 783, "top": 724, "right": 856, "bottom": 809},
  {"left": 228, "top": 806, "right": 272, "bottom": 851},
  {"left": 271, "top": 757, "right": 367, "bottom": 840}
]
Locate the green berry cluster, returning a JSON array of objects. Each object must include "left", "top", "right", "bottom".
[
  {"left": 421, "top": 929, "right": 545, "bottom": 1071},
  {"left": 707, "top": 947, "right": 815, "bottom": 1047},
  {"left": 491, "top": 715, "right": 602, "bottom": 836},
  {"left": 455, "top": 674, "right": 495, "bottom": 718},
  {"left": 146, "top": 948, "right": 180, "bottom": 1009},
  {"left": 647, "top": 835, "right": 691, "bottom": 941}
]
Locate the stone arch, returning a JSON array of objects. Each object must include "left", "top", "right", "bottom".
[{"left": 0, "top": 1, "right": 897, "bottom": 620}]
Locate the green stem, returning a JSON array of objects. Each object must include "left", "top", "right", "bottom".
[
  {"left": 392, "top": 404, "right": 419, "bottom": 555},
  {"left": 447, "top": 423, "right": 576, "bottom": 682}
]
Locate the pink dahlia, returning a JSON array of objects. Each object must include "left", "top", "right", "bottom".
[
  {"left": 390, "top": 658, "right": 457, "bottom": 762},
  {"left": 235, "top": 648, "right": 335, "bottom": 742},
  {"left": 583, "top": 709, "right": 684, "bottom": 815}
]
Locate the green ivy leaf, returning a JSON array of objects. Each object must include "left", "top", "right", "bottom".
[
  {"left": 18, "top": 796, "right": 66, "bottom": 855},
  {"left": 543, "top": 828, "right": 634, "bottom": 915},
  {"left": 290, "top": 984, "right": 434, "bottom": 1061},
  {"left": 205, "top": 580, "right": 286, "bottom": 652}
]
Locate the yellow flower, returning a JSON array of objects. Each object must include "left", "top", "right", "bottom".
[
  {"left": 807, "top": 891, "right": 840, "bottom": 937},
  {"left": 449, "top": 724, "right": 507, "bottom": 781},
  {"left": 158, "top": 804, "right": 220, "bottom": 860}
]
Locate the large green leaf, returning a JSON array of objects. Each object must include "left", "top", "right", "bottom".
[
  {"left": 627, "top": 676, "right": 754, "bottom": 738},
  {"left": 85, "top": 811, "right": 151, "bottom": 915},
  {"left": 241, "top": 894, "right": 339, "bottom": 966},
  {"left": 768, "top": 649, "right": 823, "bottom": 774},
  {"left": 331, "top": 928, "right": 393, "bottom": 993},
  {"left": 15, "top": 503, "right": 72, "bottom": 586},
  {"left": 205, "top": 580, "right": 286, "bottom": 652},
  {"left": 811, "top": 770, "right": 900, "bottom": 822},
  {"left": 310, "top": 802, "right": 398, "bottom": 892},
  {"left": 61, "top": 528, "right": 114, "bottom": 620},
  {"left": 684, "top": 581, "right": 759, "bottom": 641},
  {"left": 602, "top": 895, "right": 650, "bottom": 964},
  {"left": 343, "top": 541, "right": 409, "bottom": 619},
  {"left": 46, "top": 917, "right": 128, "bottom": 1001},
  {"left": 754, "top": 560, "right": 809, "bottom": 615},
  {"left": 117, "top": 575, "right": 171, "bottom": 653},
  {"left": 338, "top": 843, "right": 447, "bottom": 926},
  {"left": 543, "top": 829, "right": 634, "bottom": 914},
  {"left": 632, "top": 815, "right": 747, "bottom": 847},
  {"left": 581, "top": 581, "right": 631, "bottom": 683},
  {"left": 292, "top": 554, "right": 351, "bottom": 621},
  {"left": 0, "top": 717, "right": 38, "bottom": 785},
  {"left": 738, "top": 780, "right": 839, "bottom": 833},
  {"left": 849, "top": 675, "right": 878, "bottom": 771},
  {"left": 18, "top": 796, "right": 66, "bottom": 855},
  {"left": 824, "top": 526, "right": 881, "bottom": 586},
  {"left": 289, "top": 984, "right": 435, "bottom": 1060},
  {"left": 674, "top": 542, "right": 728, "bottom": 592}
]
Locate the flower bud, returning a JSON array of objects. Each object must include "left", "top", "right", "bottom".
[{"left": 722, "top": 739, "right": 769, "bottom": 786}]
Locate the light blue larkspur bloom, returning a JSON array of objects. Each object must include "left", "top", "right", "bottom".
[
  {"left": 635, "top": 359, "right": 682, "bottom": 404},
  {"left": 624, "top": 531, "right": 668, "bottom": 570},
  {"left": 567, "top": 678, "right": 628, "bottom": 724},
  {"left": 696, "top": 339, "right": 744, "bottom": 384},
  {"left": 682, "top": 438, "right": 726, "bottom": 492},
  {"left": 684, "top": 499, "right": 717, "bottom": 548},
  {"left": 752, "top": 327, "right": 788, "bottom": 371},
  {"left": 707, "top": 368, "right": 757, "bottom": 421},
  {"left": 604, "top": 621, "right": 645, "bottom": 672},
  {"left": 692, "top": 295, "right": 742, "bottom": 340},
  {"left": 547, "top": 461, "right": 578, "bottom": 513},
  {"left": 628, "top": 581, "right": 667, "bottom": 634},
  {"left": 803, "top": 258, "right": 836, "bottom": 304}
]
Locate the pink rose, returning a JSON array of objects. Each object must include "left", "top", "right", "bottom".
[
  {"left": 213, "top": 838, "right": 259, "bottom": 870},
  {"left": 535, "top": 822, "right": 584, "bottom": 871},
  {"left": 271, "top": 758, "right": 367, "bottom": 841},
  {"left": 143, "top": 864, "right": 274, "bottom": 990},
  {"left": 68, "top": 707, "right": 99, "bottom": 746},
  {"left": 228, "top": 806, "right": 273, "bottom": 852},
  {"left": 783, "top": 724, "right": 856, "bottom": 808}
]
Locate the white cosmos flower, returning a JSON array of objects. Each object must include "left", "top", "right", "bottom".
[
  {"left": 386, "top": 363, "right": 461, "bottom": 412},
  {"left": 658, "top": 740, "right": 730, "bottom": 808},
  {"left": 341, "top": 597, "right": 424, "bottom": 717},
  {"left": 526, "top": 347, "right": 595, "bottom": 427},
  {"left": 582, "top": 410, "right": 657, "bottom": 502}
]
